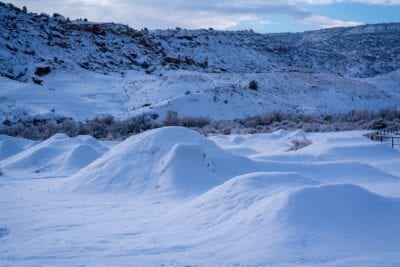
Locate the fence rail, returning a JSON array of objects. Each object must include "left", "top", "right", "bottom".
[{"left": 365, "top": 125, "right": 400, "bottom": 148}]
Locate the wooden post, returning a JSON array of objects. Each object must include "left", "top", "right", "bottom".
[{"left": 392, "top": 137, "right": 394, "bottom": 148}]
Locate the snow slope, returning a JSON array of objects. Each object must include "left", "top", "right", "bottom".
[
  {"left": 1, "top": 69, "right": 399, "bottom": 122},
  {"left": 1, "top": 128, "right": 400, "bottom": 266}
]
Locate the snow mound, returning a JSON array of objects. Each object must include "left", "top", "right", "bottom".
[
  {"left": 0, "top": 134, "right": 36, "bottom": 151},
  {"left": 166, "top": 179, "right": 400, "bottom": 263},
  {"left": 63, "top": 144, "right": 102, "bottom": 171},
  {"left": 156, "top": 143, "right": 219, "bottom": 195},
  {"left": 173, "top": 172, "right": 319, "bottom": 217},
  {"left": 211, "top": 130, "right": 312, "bottom": 158},
  {"left": 323, "top": 143, "right": 400, "bottom": 161},
  {"left": 76, "top": 135, "right": 109, "bottom": 153},
  {"left": 196, "top": 172, "right": 319, "bottom": 204},
  {"left": 275, "top": 160, "right": 400, "bottom": 184},
  {"left": 2, "top": 134, "right": 106, "bottom": 177},
  {"left": 0, "top": 139, "right": 23, "bottom": 160},
  {"left": 70, "top": 127, "right": 264, "bottom": 196},
  {"left": 269, "top": 129, "right": 289, "bottom": 139},
  {"left": 287, "top": 129, "right": 307, "bottom": 138},
  {"left": 277, "top": 184, "right": 400, "bottom": 256}
]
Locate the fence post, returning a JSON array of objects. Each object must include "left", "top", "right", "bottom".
[{"left": 392, "top": 137, "right": 394, "bottom": 148}]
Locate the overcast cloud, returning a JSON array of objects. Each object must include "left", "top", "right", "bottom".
[{"left": 7, "top": 0, "right": 399, "bottom": 31}]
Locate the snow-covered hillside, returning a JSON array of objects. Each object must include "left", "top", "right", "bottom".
[
  {"left": 1, "top": 2, "right": 400, "bottom": 122},
  {"left": 1, "top": 2, "right": 399, "bottom": 80},
  {"left": 1, "top": 127, "right": 400, "bottom": 266},
  {"left": 1, "top": 69, "right": 400, "bottom": 122}
]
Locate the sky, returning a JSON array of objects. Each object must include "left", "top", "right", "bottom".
[{"left": 6, "top": 0, "right": 400, "bottom": 33}]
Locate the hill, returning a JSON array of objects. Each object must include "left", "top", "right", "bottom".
[{"left": 0, "top": 2, "right": 399, "bottom": 123}]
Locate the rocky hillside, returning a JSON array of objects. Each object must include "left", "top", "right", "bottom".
[{"left": 1, "top": 1, "right": 399, "bottom": 83}]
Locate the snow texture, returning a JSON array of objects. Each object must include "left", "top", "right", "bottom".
[
  {"left": 1, "top": 3, "right": 400, "bottom": 266},
  {"left": 1, "top": 127, "right": 400, "bottom": 266}
]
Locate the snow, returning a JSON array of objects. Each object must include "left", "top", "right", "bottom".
[
  {"left": 0, "top": 140, "right": 22, "bottom": 160},
  {"left": 1, "top": 133, "right": 108, "bottom": 178},
  {"left": 162, "top": 181, "right": 400, "bottom": 265},
  {"left": 1, "top": 3, "right": 399, "bottom": 83},
  {"left": 1, "top": 4, "right": 400, "bottom": 265},
  {"left": 1, "top": 127, "right": 400, "bottom": 266},
  {"left": 0, "top": 135, "right": 37, "bottom": 160},
  {"left": 1, "top": 9, "right": 400, "bottom": 122},
  {"left": 1, "top": 69, "right": 399, "bottom": 122},
  {"left": 1, "top": 4, "right": 400, "bottom": 123},
  {"left": 69, "top": 126, "right": 263, "bottom": 196}
]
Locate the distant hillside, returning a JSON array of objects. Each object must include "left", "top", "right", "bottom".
[
  {"left": 1, "top": 1, "right": 399, "bottom": 82},
  {"left": 1, "top": 1, "right": 400, "bottom": 126}
]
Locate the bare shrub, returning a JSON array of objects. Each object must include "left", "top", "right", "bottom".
[
  {"left": 369, "top": 118, "right": 387, "bottom": 130},
  {"left": 163, "top": 111, "right": 180, "bottom": 126},
  {"left": 180, "top": 116, "right": 210, "bottom": 128},
  {"left": 2, "top": 108, "right": 400, "bottom": 140},
  {"left": 287, "top": 138, "right": 313, "bottom": 151},
  {"left": 379, "top": 108, "right": 400, "bottom": 120},
  {"left": 264, "top": 110, "right": 285, "bottom": 124}
]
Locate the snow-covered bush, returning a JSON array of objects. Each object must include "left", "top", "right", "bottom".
[
  {"left": 1, "top": 108, "right": 399, "bottom": 140},
  {"left": 288, "top": 138, "right": 313, "bottom": 151},
  {"left": 180, "top": 116, "right": 210, "bottom": 128}
]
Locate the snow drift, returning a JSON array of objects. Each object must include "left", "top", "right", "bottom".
[
  {"left": 0, "top": 135, "right": 36, "bottom": 160},
  {"left": 2, "top": 130, "right": 400, "bottom": 266},
  {"left": 164, "top": 173, "right": 400, "bottom": 263},
  {"left": 2, "top": 133, "right": 106, "bottom": 177},
  {"left": 0, "top": 139, "right": 23, "bottom": 160},
  {"left": 70, "top": 127, "right": 266, "bottom": 196}
]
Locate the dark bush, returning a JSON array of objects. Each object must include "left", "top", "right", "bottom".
[
  {"left": 34, "top": 66, "right": 51, "bottom": 76},
  {"left": 249, "top": 80, "right": 258, "bottom": 90},
  {"left": 370, "top": 119, "right": 387, "bottom": 130},
  {"left": 2, "top": 118, "right": 11, "bottom": 126},
  {"left": 32, "top": 76, "right": 43, "bottom": 85}
]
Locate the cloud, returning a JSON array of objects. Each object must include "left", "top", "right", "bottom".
[
  {"left": 9, "top": 0, "right": 310, "bottom": 29},
  {"left": 297, "top": 0, "right": 400, "bottom": 4},
  {"left": 7, "top": 0, "right": 382, "bottom": 31},
  {"left": 300, "top": 14, "right": 364, "bottom": 28}
]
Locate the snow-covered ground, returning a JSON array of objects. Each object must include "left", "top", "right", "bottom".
[
  {"left": 1, "top": 69, "right": 400, "bottom": 122},
  {"left": 1, "top": 127, "right": 400, "bottom": 266}
]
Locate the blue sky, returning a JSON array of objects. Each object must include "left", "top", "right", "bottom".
[
  {"left": 233, "top": 2, "right": 400, "bottom": 32},
  {"left": 7, "top": 0, "right": 400, "bottom": 33}
]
